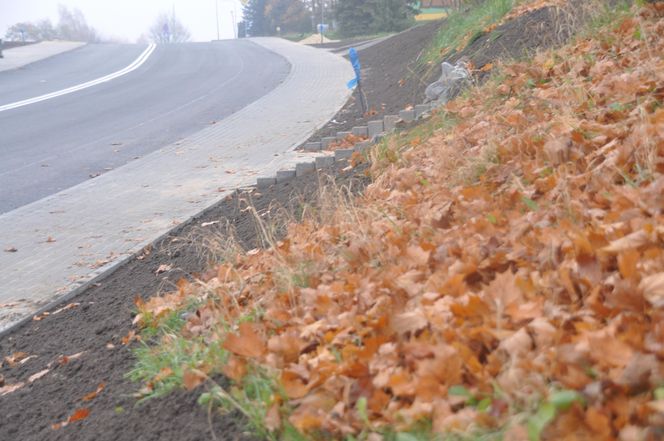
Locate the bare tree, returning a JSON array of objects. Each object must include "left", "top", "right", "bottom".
[
  {"left": 5, "top": 22, "right": 45, "bottom": 41},
  {"left": 4, "top": 7, "right": 99, "bottom": 43},
  {"left": 148, "top": 13, "right": 191, "bottom": 43},
  {"left": 56, "top": 5, "right": 99, "bottom": 42}
]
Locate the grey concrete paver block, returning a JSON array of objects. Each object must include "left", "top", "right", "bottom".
[
  {"left": 399, "top": 109, "right": 415, "bottom": 122},
  {"left": 304, "top": 141, "right": 322, "bottom": 151},
  {"left": 367, "top": 120, "right": 384, "bottom": 139},
  {"left": 256, "top": 177, "right": 276, "bottom": 188},
  {"left": 351, "top": 126, "right": 368, "bottom": 137},
  {"left": 321, "top": 136, "right": 337, "bottom": 149},
  {"left": 276, "top": 169, "right": 296, "bottom": 183},
  {"left": 295, "top": 162, "right": 315, "bottom": 176},
  {"left": 315, "top": 155, "right": 335, "bottom": 169},
  {"left": 415, "top": 104, "right": 431, "bottom": 119},
  {"left": 383, "top": 115, "right": 399, "bottom": 132},
  {"left": 336, "top": 131, "right": 351, "bottom": 140},
  {"left": 334, "top": 148, "right": 354, "bottom": 160}
]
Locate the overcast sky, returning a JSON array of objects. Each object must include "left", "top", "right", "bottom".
[{"left": 0, "top": 0, "right": 244, "bottom": 42}]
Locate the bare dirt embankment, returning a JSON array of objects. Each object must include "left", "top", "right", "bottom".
[
  {"left": 307, "top": 0, "right": 593, "bottom": 143},
  {"left": 3, "top": 2, "right": 661, "bottom": 441}
]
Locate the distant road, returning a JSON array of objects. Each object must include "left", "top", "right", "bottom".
[{"left": 0, "top": 41, "right": 290, "bottom": 213}]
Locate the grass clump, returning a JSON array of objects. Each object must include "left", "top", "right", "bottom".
[{"left": 422, "top": 0, "right": 514, "bottom": 65}]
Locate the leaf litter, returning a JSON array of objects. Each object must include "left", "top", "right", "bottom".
[{"left": 133, "top": 3, "right": 664, "bottom": 440}]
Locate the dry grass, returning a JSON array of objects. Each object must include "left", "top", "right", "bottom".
[{"left": 131, "top": 2, "right": 664, "bottom": 440}]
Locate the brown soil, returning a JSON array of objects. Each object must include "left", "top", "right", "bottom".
[
  {"left": 450, "top": 3, "right": 583, "bottom": 70},
  {"left": 306, "top": 1, "right": 593, "bottom": 145},
  {"left": 306, "top": 20, "right": 444, "bottom": 140},
  {"left": 0, "top": 165, "right": 368, "bottom": 441}
]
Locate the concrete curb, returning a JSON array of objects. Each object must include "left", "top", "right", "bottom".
[
  {"left": 0, "top": 188, "right": 247, "bottom": 340},
  {"left": 0, "top": 35, "right": 444, "bottom": 337},
  {"left": 0, "top": 37, "right": 355, "bottom": 334}
]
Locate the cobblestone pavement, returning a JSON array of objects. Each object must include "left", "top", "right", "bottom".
[{"left": 0, "top": 37, "right": 353, "bottom": 332}]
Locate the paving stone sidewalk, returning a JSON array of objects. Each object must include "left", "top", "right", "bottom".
[
  {"left": 0, "top": 41, "right": 86, "bottom": 72},
  {"left": 0, "top": 37, "right": 353, "bottom": 332}
]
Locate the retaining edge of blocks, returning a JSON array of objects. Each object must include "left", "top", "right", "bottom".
[{"left": 256, "top": 101, "right": 443, "bottom": 188}]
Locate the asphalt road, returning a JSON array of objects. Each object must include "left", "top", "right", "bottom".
[{"left": 0, "top": 40, "right": 290, "bottom": 214}]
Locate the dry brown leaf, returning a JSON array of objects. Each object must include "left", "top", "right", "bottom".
[
  {"left": 52, "top": 303, "right": 80, "bottom": 315},
  {"left": 639, "top": 273, "right": 664, "bottom": 307},
  {"left": 391, "top": 310, "right": 428, "bottom": 334},
  {"left": 647, "top": 400, "right": 664, "bottom": 413},
  {"left": 82, "top": 383, "right": 105, "bottom": 401},
  {"left": 222, "top": 323, "right": 265, "bottom": 358},
  {"left": 28, "top": 369, "right": 50, "bottom": 383},
  {"left": 182, "top": 369, "right": 206, "bottom": 391},
  {"left": 586, "top": 332, "right": 634, "bottom": 368},
  {"left": 4, "top": 351, "right": 29, "bottom": 367},
  {"left": 0, "top": 382, "right": 24, "bottom": 396},
  {"left": 51, "top": 408, "right": 91, "bottom": 429},
  {"left": 602, "top": 230, "right": 650, "bottom": 253},
  {"left": 222, "top": 355, "right": 247, "bottom": 382},
  {"left": 155, "top": 264, "right": 172, "bottom": 275},
  {"left": 280, "top": 370, "right": 309, "bottom": 399},
  {"left": 121, "top": 330, "right": 137, "bottom": 345}
]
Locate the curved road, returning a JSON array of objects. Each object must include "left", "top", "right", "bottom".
[
  {"left": 0, "top": 41, "right": 290, "bottom": 213},
  {"left": 0, "top": 37, "right": 353, "bottom": 333}
]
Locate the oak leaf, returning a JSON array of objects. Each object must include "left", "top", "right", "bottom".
[
  {"left": 280, "top": 370, "right": 309, "bottom": 399},
  {"left": 223, "top": 323, "right": 266, "bottom": 358}
]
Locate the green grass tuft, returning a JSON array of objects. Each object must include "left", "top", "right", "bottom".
[{"left": 422, "top": 0, "right": 514, "bottom": 66}]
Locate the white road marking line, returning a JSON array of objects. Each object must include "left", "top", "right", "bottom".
[
  {"left": 0, "top": 43, "right": 157, "bottom": 113},
  {"left": 0, "top": 47, "right": 248, "bottom": 179}
]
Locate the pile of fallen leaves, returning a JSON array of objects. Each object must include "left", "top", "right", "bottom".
[{"left": 135, "top": 3, "right": 664, "bottom": 440}]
